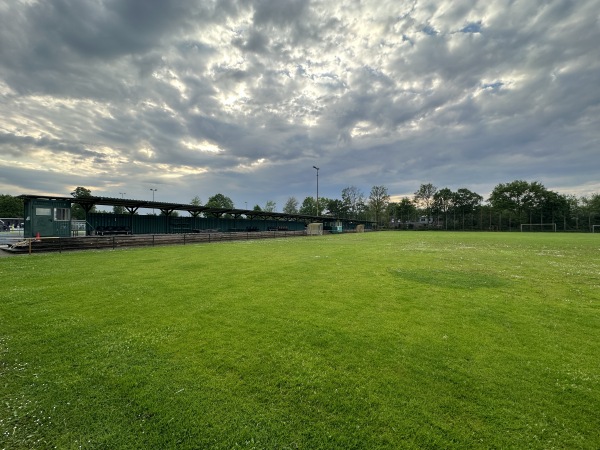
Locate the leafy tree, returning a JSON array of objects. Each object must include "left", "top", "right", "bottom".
[
  {"left": 253, "top": 204, "right": 262, "bottom": 211},
  {"left": 0, "top": 194, "right": 24, "bottom": 217},
  {"left": 454, "top": 188, "right": 483, "bottom": 213},
  {"left": 205, "top": 193, "right": 234, "bottom": 209},
  {"left": 113, "top": 205, "right": 125, "bottom": 215},
  {"left": 397, "top": 197, "right": 417, "bottom": 223},
  {"left": 386, "top": 202, "right": 400, "bottom": 224},
  {"left": 299, "top": 197, "right": 317, "bottom": 216},
  {"left": 298, "top": 197, "right": 329, "bottom": 216},
  {"left": 454, "top": 188, "right": 483, "bottom": 230},
  {"left": 283, "top": 197, "right": 299, "bottom": 215},
  {"left": 341, "top": 186, "right": 365, "bottom": 219},
  {"left": 70, "top": 186, "right": 96, "bottom": 220},
  {"left": 187, "top": 196, "right": 203, "bottom": 217},
  {"left": 324, "top": 198, "right": 347, "bottom": 217},
  {"left": 413, "top": 183, "right": 438, "bottom": 219},
  {"left": 204, "top": 193, "right": 234, "bottom": 218},
  {"left": 313, "top": 197, "right": 331, "bottom": 216},
  {"left": 356, "top": 198, "right": 369, "bottom": 221},
  {"left": 521, "top": 181, "right": 550, "bottom": 222},
  {"left": 581, "top": 193, "right": 600, "bottom": 230},
  {"left": 588, "top": 193, "right": 600, "bottom": 213},
  {"left": 538, "top": 190, "right": 569, "bottom": 224},
  {"left": 71, "top": 186, "right": 92, "bottom": 198},
  {"left": 263, "top": 200, "right": 276, "bottom": 213},
  {"left": 488, "top": 180, "right": 532, "bottom": 222},
  {"left": 488, "top": 180, "right": 562, "bottom": 225},
  {"left": 368, "top": 185, "right": 390, "bottom": 228},
  {"left": 564, "top": 195, "right": 583, "bottom": 230},
  {"left": 432, "top": 188, "right": 455, "bottom": 226}
]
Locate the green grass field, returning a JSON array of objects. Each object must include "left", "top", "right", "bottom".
[{"left": 1, "top": 232, "right": 599, "bottom": 449}]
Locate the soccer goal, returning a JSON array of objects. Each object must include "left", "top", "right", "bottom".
[
  {"left": 592, "top": 225, "right": 600, "bottom": 233},
  {"left": 520, "top": 223, "right": 557, "bottom": 232},
  {"left": 307, "top": 223, "right": 323, "bottom": 236}
]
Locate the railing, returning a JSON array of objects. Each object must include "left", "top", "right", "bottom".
[{"left": 5, "top": 230, "right": 308, "bottom": 254}]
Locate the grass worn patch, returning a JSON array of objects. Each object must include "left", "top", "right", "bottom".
[{"left": 1, "top": 232, "right": 599, "bottom": 449}]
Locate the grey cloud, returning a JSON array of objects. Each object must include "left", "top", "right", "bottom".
[
  {"left": 28, "top": 0, "right": 196, "bottom": 59},
  {"left": 252, "top": 0, "right": 310, "bottom": 27},
  {"left": 0, "top": 132, "right": 90, "bottom": 156},
  {"left": 1, "top": 0, "right": 599, "bottom": 206},
  {"left": 232, "top": 29, "right": 270, "bottom": 53}
]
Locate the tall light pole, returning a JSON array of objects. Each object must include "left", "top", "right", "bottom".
[
  {"left": 119, "top": 192, "right": 126, "bottom": 198},
  {"left": 150, "top": 188, "right": 157, "bottom": 215},
  {"left": 312, "top": 166, "right": 319, "bottom": 216}
]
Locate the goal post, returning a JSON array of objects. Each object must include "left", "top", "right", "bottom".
[
  {"left": 592, "top": 225, "right": 600, "bottom": 233},
  {"left": 520, "top": 223, "right": 557, "bottom": 232},
  {"left": 307, "top": 223, "right": 323, "bottom": 236}
]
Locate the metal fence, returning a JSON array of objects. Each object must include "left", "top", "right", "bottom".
[{"left": 6, "top": 229, "right": 309, "bottom": 254}]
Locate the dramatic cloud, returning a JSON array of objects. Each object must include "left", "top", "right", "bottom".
[{"left": 1, "top": 0, "right": 599, "bottom": 209}]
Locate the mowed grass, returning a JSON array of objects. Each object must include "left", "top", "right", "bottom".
[{"left": 1, "top": 232, "right": 599, "bottom": 449}]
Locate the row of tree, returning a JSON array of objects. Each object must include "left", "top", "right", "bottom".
[
  {"left": 190, "top": 181, "right": 599, "bottom": 232},
  {"left": 2, "top": 181, "right": 599, "bottom": 231},
  {"left": 271, "top": 181, "right": 599, "bottom": 232},
  {"left": 390, "top": 181, "right": 600, "bottom": 231},
  {"left": 276, "top": 181, "right": 600, "bottom": 231},
  {"left": 0, "top": 194, "right": 24, "bottom": 217}
]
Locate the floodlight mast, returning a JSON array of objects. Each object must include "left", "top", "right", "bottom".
[
  {"left": 150, "top": 188, "right": 157, "bottom": 215},
  {"left": 313, "top": 166, "right": 319, "bottom": 216}
]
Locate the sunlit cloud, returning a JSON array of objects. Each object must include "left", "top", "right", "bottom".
[{"left": 0, "top": 0, "right": 598, "bottom": 208}]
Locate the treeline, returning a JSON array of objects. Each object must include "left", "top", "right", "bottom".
[
  {"left": 3, "top": 181, "right": 600, "bottom": 232},
  {"left": 281, "top": 181, "right": 600, "bottom": 232},
  {"left": 0, "top": 194, "right": 24, "bottom": 217},
  {"left": 388, "top": 181, "right": 599, "bottom": 231}
]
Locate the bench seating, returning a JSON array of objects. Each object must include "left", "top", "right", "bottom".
[{"left": 95, "top": 226, "right": 132, "bottom": 236}]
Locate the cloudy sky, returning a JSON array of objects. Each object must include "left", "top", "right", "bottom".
[{"left": 1, "top": 0, "right": 599, "bottom": 210}]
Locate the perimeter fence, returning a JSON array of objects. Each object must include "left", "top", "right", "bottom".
[{"left": 7, "top": 230, "right": 308, "bottom": 254}]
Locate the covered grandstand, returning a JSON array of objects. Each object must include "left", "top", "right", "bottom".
[{"left": 19, "top": 194, "right": 374, "bottom": 238}]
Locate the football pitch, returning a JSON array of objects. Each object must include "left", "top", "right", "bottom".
[{"left": 1, "top": 232, "right": 599, "bottom": 449}]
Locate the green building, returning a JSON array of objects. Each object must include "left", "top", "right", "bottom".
[{"left": 23, "top": 197, "right": 72, "bottom": 238}]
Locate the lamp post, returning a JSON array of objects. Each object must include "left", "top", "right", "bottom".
[
  {"left": 150, "top": 188, "right": 157, "bottom": 215},
  {"left": 312, "top": 166, "right": 319, "bottom": 216},
  {"left": 119, "top": 192, "right": 126, "bottom": 198}
]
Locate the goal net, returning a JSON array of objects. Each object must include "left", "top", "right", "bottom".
[
  {"left": 520, "top": 223, "right": 557, "bottom": 232},
  {"left": 307, "top": 223, "right": 323, "bottom": 236},
  {"left": 592, "top": 225, "right": 600, "bottom": 233}
]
